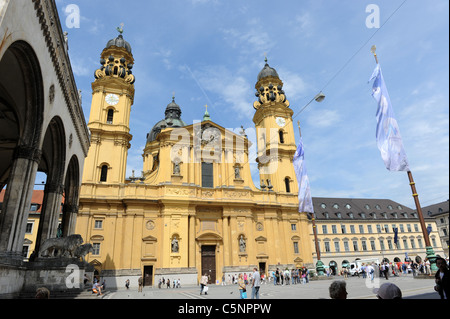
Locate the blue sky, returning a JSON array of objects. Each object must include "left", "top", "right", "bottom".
[{"left": 53, "top": 0, "right": 449, "bottom": 209}]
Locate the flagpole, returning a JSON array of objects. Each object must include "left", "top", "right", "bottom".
[
  {"left": 297, "top": 121, "right": 324, "bottom": 275},
  {"left": 371, "top": 45, "right": 437, "bottom": 273}
]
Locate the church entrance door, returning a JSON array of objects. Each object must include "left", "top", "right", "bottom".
[
  {"left": 143, "top": 266, "right": 153, "bottom": 286},
  {"left": 201, "top": 245, "right": 216, "bottom": 284}
]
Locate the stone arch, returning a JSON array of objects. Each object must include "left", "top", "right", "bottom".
[
  {"left": 61, "top": 155, "right": 81, "bottom": 237},
  {"left": 0, "top": 40, "right": 44, "bottom": 256},
  {"left": 34, "top": 116, "right": 67, "bottom": 252}
]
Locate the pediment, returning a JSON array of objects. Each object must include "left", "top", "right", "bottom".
[
  {"left": 142, "top": 235, "right": 158, "bottom": 242},
  {"left": 90, "top": 235, "right": 104, "bottom": 242},
  {"left": 255, "top": 236, "right": 267, "bottom": 242},
  {"left": 196, "top": 231, "right": 223, "bottom": 241}
]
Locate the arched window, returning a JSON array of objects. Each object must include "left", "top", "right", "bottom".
[
  {"left": 279, "top": 130, "right": 285, "bottom": 144},
  {"left": 284, "top": 177, "right": 291, "bottom": 193},
  {"left": 100, "top": 165, "right": 108, "bottom": 182},
  {"left": 107, "top": 109, "right": 114, "bottom": 124}
]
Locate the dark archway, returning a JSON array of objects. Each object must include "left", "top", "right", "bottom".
[
  {"left": 61, "top": 155, "right": 80, "bottom": 237},
  {"left": 0, "top": 41, "right": 44, "bottom": 256},
  {"left": 34, "top": 116, "right": 66, "bottom": 252}
]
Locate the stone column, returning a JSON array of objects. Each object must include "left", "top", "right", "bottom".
[
  {"left": 222, "top": 215, "right": 230, "bottom": 267},
  {"left": 188, "top": 214, "right": 196, "bottom": 268},
  {"left": 35, "top": 183, "right": 64, "bottom": 253},
  {"left": 0, "top": 146, "right": 41, "bottom": 258}
]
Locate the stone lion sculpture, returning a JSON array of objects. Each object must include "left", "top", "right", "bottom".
[
  {"left": 39, "top": 234, "right": 83, "bottom": 258},
  {"left": 74, "top": 243, "right": 93, "bottom": 262}
]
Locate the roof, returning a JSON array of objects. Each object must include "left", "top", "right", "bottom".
[
  {"left": 146, "top": 98, "right": 187, "bottom": 143},
  {"left": 105, "top": 34, "right": 132, "bottom": 53},
  {"left": 311, "top": 197, "right": 429, "bottom": 221},
  {"left": 257, "top": 62, "right": 279, "bottom": 81},
  {"left": 0, "top": 190, "right": 64, "bottom": 214},
  {"left": 422, "top": 200, "right": 449, "bottom": 217}
]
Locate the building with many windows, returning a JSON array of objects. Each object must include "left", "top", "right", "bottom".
[
  {"left": 423, "top": 200, "right": 449, "bottom": 258},
  {"left": 310, "top": 197, "right": 445, "bottom": 274}
]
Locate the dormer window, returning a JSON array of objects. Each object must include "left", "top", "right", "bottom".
[
  {"left": 375, "top": 205, "right": 381, "bottom": 210},
  {"left": 345, "top": 204, "right": 351, "bottom": 210},
  {"left": 365, "top": 204, "right": 370, "bottom": 210},
  {"left": 333, "top": 204, "right": 339, "bottom": 209},
  {"left": 336, "top": 212, "right": 342, "bottom": 219},
  {"left": 349, "top": 213, "right": 354, "bottom": 219},
  {"left": 361, "top": 213, "right": 366, "bottom": 219}
]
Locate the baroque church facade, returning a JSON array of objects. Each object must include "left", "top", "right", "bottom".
[{"left": 76, "top": 33, "right": 314, "bottom": 287}]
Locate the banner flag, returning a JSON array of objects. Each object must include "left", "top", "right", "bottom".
[
  {"left": 369, "top": 64, "right": 410, "bottom": 172},
  {"left": 293, "top": 137, "right": 314, "bottom": 214}
]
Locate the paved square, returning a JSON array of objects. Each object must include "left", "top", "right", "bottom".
[{"left": 102, "top": 274, "right": 440, "bottom": 300}]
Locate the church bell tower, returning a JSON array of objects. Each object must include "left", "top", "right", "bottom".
[
  {"left": 253, "top": 59, "right": 298, "bottom": 193},
  {"left": 82, "top": 31, "right": 136, "bottom": 184}
]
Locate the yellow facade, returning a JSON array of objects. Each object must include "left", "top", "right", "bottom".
[{"left": 76, "top": 34, "right": 313, "bottom": 287}]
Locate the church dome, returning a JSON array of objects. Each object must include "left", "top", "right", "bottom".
[
  {"left": 106, "top": 34, "right": 132, "bottom": 53},
  {"left": 147, "top": 98, "right": 187, "bottom": 143},
  {"left": 257, "top": 60, "right": 279, "bottom": 81}
]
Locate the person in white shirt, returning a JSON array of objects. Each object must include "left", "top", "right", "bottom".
[{"left": 251, "top": 268, "right": 261, "bottom": 299}]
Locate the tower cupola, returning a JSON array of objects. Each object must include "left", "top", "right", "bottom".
[
  {"left": 94, "top": 30, "right": 135, "bottom": 85},
  {"left": 253, "top": 58, "right": 289, "bottom": 110}
]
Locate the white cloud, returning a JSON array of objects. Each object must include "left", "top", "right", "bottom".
[
  {"left": 70, "top": 56, "right": 91, "bottom": 77},
  {"left": 307, "top": 109, "right": 341, "bottom": 128},
  {"left": 278, "top": 68, "right": 309, "bottom": 100},
  {"left": 153, "top": 48, "right": 173, "bottom": 70},
  {"left": 185, "top": 65, "right": 254, "bottom": 120}
]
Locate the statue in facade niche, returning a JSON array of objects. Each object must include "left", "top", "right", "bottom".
[
  {"left": 171, "top": 237, "right": 179, "bottom": 253},
  {"left": 234, "top": 166, "right": 241, "bottom": 179},
  {"left": 239, "top": 235, "right": 246, "bottom": 253}
]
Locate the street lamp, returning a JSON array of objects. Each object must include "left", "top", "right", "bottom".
[{"left": 296, "top": 91, "right": 326, "bottom": 276}]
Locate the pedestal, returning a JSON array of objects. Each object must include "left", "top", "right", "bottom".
[
  {"left": 316, "top": 260, "right": 325, "bottom": 276},
  {"left": 426, "top": 246, "right": 438, "bottom": 273}
]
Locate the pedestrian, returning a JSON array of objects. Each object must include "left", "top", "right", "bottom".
[
  {"left": 251, "top": 267, "right": 261, "bottom": 299},
  {"left": 367, "top": 263, "right": 375, "bottom": 282},
  {"left": 200, "top": 273, "right": 208, "bottom": 295},
  {"left": 166, "top": 278, "right": 170, "bottom": 288},
  {"left": 329, "top": 281, "right": 347, "bottom": 299},
  {"left": 238, "top": 273, "right": 246, "bottom": 299},
  {"left": 93, "top": 281, "right": 103, "bottom": 296},
  {"left": 383, "top": 262, "right": 389, "bottom": 280},
  {"left": 434, "top": 257, "right": 449, "bottom": 299},
  {"left": 373, "top": 282, "right": 402, "bottom": 299},
  {"left": 35, "top": 287, "right": 50, "bottom": 299},
  {"left": 125, "top": 279, "right": 130, "bottom": 290},
  {"left": 138, "top": 276, "right": 143, "bottom": 292},
  {"left": 425, "top": 258, "right": 431, "bottom": 276}
]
